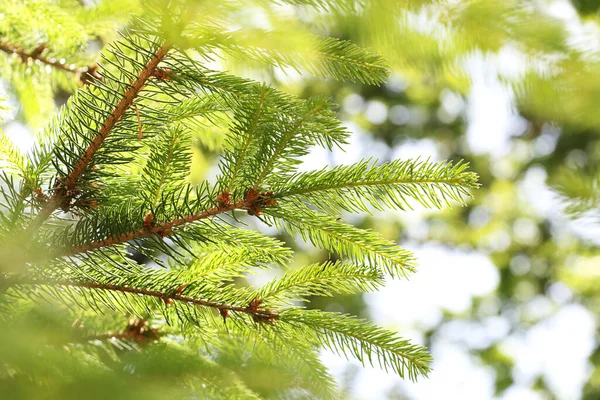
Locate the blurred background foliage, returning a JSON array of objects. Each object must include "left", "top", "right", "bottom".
[{"left": 1, "top": 0, "right": 599, "bottom": 399}]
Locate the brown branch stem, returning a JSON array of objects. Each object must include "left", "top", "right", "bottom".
[
  {"left": 0, "top": 41, "right": 79, "bottom": 73},
  {"left": 16, "top": 279, "right": 278, "bottom": 321},
  {"left": 62, "top": 42, "right": 170, "bottom": 190},
  {"left": 64, "top": 198, "right": 250, "bottom": 256},
  {"left": 83, "top": 319, "right": 161, "bottom": 343},
  {"left": 25, "top": 42, "right": 170, "bottom": 235}
]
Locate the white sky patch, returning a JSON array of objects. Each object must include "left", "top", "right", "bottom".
[
  {"left": 320, "top": 349, "right": 397, "bottom": 399},
  {"left": 366, "top": 244, "right": 499, "bottom": 330},
  {"left": 548, "top": 0, "right": 600, "bottom": 54},
  {"left": 464, "top": 50, "right": 530, "bottom": 156},
  {"left": 465, "top": 77, "right": 523, "bottom": 155},
  {"left": 435, "top": 317, "right": 511, "bottom": 350},
  {"left": 499, "top": 304, "right": 596, "bottom": 400},
  {"left": 322, "top": 342, "right": 497, "bottom": 400},
  {"left": 500, "top": 386, "right": 546, "bottom": 400},
  {"left": 515, "top": 165, "right": 600, "bottom": 244},
  {"left": 364, "top": 100, "right": 388, "bottom": 125},
  {"left": 401, "top": 343, "right": 496, "bottom": 400},
  {"left": 389, "top": 138, "right": 440, "bottom": 162},
  {"left": 273, "top": 66, "right": 304, "bottom": 86},
  {"left": 297, "top": 121, "right": 388, "bottom": 173},
  {"left": 3, "top": 121, "right": 34, "bottom": 153},
  {"left": 517, "top": 165, "right": 559, "bottom": 218},
  {"left": 565, "top": 216, "right": 600, "bottom": 244}
]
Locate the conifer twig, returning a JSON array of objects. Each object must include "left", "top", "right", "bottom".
[
  {"left": 83, "top": 319, "right": 161, "bottom": 343},
  {"left": 15, "top": 279, "right": 278, "bottom": 321},
  {"left": 0, "top": 41, "right": 79, "bottom": 73},
  {"left": 63, "top": 194, "right": 273, "bottom": 256},
  {"left": 25, "top": 42, "right": 171, "bottom": 235}
]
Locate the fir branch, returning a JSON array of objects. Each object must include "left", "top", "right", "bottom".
[
  {"left": 273, "top": 158, "right": 480, "bottom": 213},
  {"left": 265, "top": 204, "right": 416, "bottom": 278},
  {"left": 12, "top": 278, "right": 278, "bottom": 321},
  {"left": 280, "top": 309, "right": 432, "bottom": 381},
  {"left": 224, "top": 85, "right": 269, "bottom": 192},
  {"left": 0, "top": 131, "right": 27, "bottom": 175},
  {"left": 60, "top": 193, "right": 280, "bottom": 256},
  {"left": 553, "top": 166, "right": 600, "bottom": 217},
  {"left": 61, "top": 43, "right": 168, "bottom": 189},
  {"left": 253, "top": 103, "right": 324, "bottom": 189},
  {"left": 141, "top": 127, "right": 193, "bottom": 210},
  {"left": 0, "top": 40, "right": 79, "bottom": 73},
  {"left": 185, "top": 24, "right": 389, "bottom": 84},
  {"left": 26, "top": 42, "right": 171, "bottom": 234},
  {"left": 63, "top": 199, "right": 243, "bottom": 255},
  {"left": 250, "top": 96, "right": 347, "bottom": 190},
  {"left": 84, "top": 318, "right": 162, "bottom": 344},
  {"left": 259, "top": 261, "right": 384, "bottom": 305}
]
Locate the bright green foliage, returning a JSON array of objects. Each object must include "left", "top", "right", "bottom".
[
  {"left": 0, "top": 0, "right": 138, "bottom": 129},
  {"left": 265, "top": 204, "right": 418, "bottom": 278},
  {"left": 259, "top": 261, "right": 384, "bottom": 305},
  {"left": 273, "top": 158, "right": 479, "bottom": 213},
  {"left": 0, "top": 1, "right": 478, "bottom": 398},
  {"left": 553, "top": 167, "right": 600, "bottom": 219}
]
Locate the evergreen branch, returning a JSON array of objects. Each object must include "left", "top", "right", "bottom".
[
  {"left": 12, "top": 278, "right": 278, "bottom": 321},
  {"left": 0, "top": 40, "right": 79, "bottom": 73},
  {"left": 26, "top": 42, "right": 171, "bottom": 233},
  {"left": 280, "top": 309, "right": 432, "bottom": 381},
  {"left": 247, "top": 96, "right": 346, "bottom": 191},
  {"left": 83, "top": 318, "right": 162, "bottom": 344},
  {"left": 553, "top": 166, "right": 600, "bottom": 217},
  {"left": 60, "top": 192, "right": 282, "bottom": 256},
  {"left": 141, "top": 127, "right": 193, "bottom": 210},
  {"left": 273, "top": 158, "right": 480, "bottom": 213},
  {"left": 63, "top": 198, "right": 245, "bottom": 255},
  {"left": 253, "top": 104, "right": 324, "bottom": 189},
  {"left": 265, "top": 204, "right": 416, "bottom": 278},
  {"left": 186, "top": 24, "right": 389, "bottom": 84},
  {"left": 0, "top": 131, "right": 26, "bottom": 175},
  {"left": 224, "top": 86, "right": 268, "bottom": 192},
  {"left": 184, "top": 229, "right": 293, "bottom": 281},
  {"left": 61, "top": 42, "right": 168, "bottom": 189},
  {"left": 235, "top": 323, "right": 339, "bottom": 399},
  {"left": 259, "top": 261, "right": 384, "bottom": 305}
]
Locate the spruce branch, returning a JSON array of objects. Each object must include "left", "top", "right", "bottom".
[
  {"left": 63, "top": 199, "right": 242, "bottom": 255},
  {"left": 0, "top": 40, "right": 102, "bottom": 85},
  {"left": 553, "top": 166, "right": 600, "bottom": 217},
  {"left": 259, "top": 261, "right": 384, "bottom": 305},
  {"left": 0, "top": 40, "right": 79, "bottom": 73},
  {"left": 185, "top": 23, "right": 389, "bottom": 84},
  {"left": 224, "top": 85, "right": 269, "bottom": 192},
  {"left": 272, "top": 158, "right": 480, "bottom": 213},
  {"left": 0, "top": 4, "right": 489, "bottom": 389},
  {"left": 141, "top": 127, "right": 193, "bottom": 210},
  {"left": 25, "top": 42, "right": 171, "bottom": 234},
  {"left": 84, "top": 318, "right": 162, "bottom": 344},
  {"left": 61, "top": 42, "right": 168, "bottom": 190},
  {"left": 253, "top": 104, "right": 324, "bottom": 189},
  {"left": 280, "top": 309, "right": 433, "bottom": 381},
  {"left": 12, "top": 279, "right": 278, "bottom": 322},
  {"left": 265, "top": 204, "right": 416, "bottom": 278},
  {"left": 62, "top": 192, "right": 279, "bottom": 256}
]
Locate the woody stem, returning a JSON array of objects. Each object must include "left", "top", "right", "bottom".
[
  {"left": 0, "top": 41, "right": 79, "bottom": 73},
  {"left": 11, "top": 279, "right": 278, "bottom": 320},
  {"left": 62, "top": 199, "right": 251, "bottom": 256},
  {"left": 24, "top": 43, "right": 170, "bottom": 236}
]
